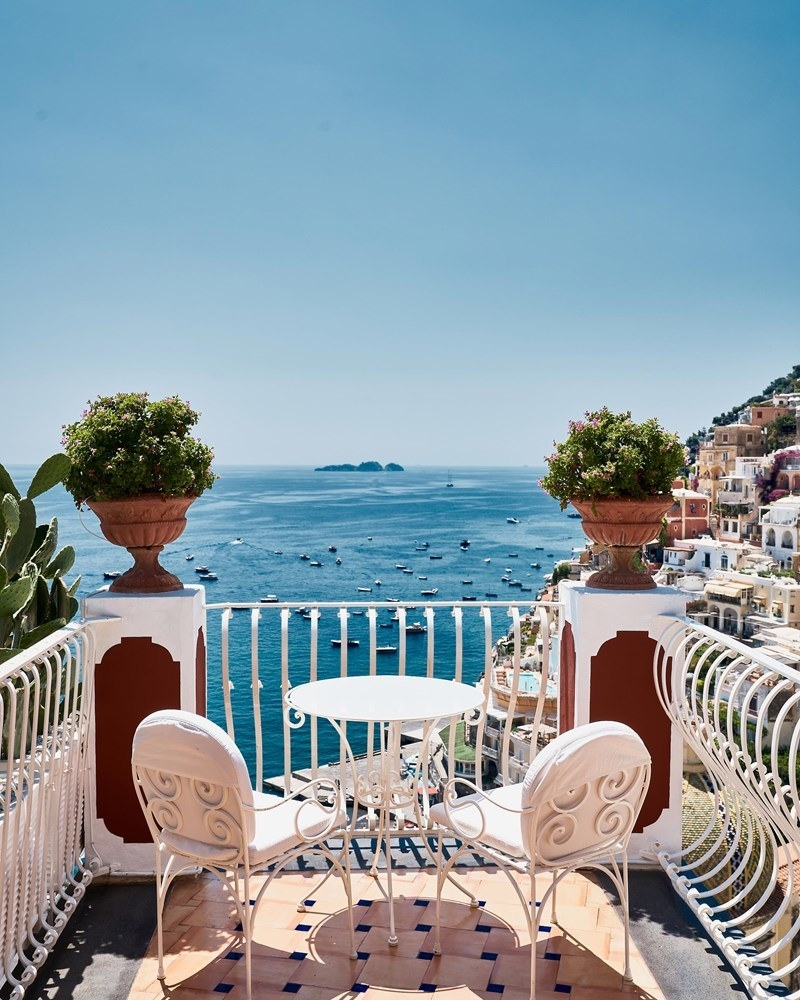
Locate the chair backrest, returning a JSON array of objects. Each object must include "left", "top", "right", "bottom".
[
  {"left": 520, "top": 720, "right": 651, "bottom": 866},
  {"left": 132, "top": 710, "right": 256, "bottom": 858}
]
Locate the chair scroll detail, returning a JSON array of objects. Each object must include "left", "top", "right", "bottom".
[
  {"left": 430, "top": 720, "right": 651, "bottom": 1000},
  {"left": 132, "top": 709, "right": 356, "bottom": 1000}
]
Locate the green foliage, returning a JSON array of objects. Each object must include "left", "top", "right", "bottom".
[
  {"left": 551, "top": 561, "right": 572, "bottom": 585},
  {"left": 0, "top": 457, "right": 79, "bottom": 664},
  {"left": 765, "top": 412, "right": 798, "bottom": 452},
  {"left": 61, "top": 392, "right": 217, "bottom": 506},
  {"left": 685, "top": 363, "right": 800, "bottom": 452},
  {"left": 540, "top": 408, "right": 685, "bottom": 510}
]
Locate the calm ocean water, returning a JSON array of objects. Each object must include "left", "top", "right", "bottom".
[{"left": 17, "top": 465, "right": 587, "bottom": 775}]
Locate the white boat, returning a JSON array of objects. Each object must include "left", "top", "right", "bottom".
[
  {"left": 331, "top": 639, "right": 360, "bottom": 648},
  {"left": 357, "top": 587, "right": 372, "bottom": 593},
  {"left": 259, "top": 595, "right": 278, "bottom": 603},
  {"left": 186, "top": 554, "right": 194, "bottom": 561},
  {"left": 396, "top": 564, "right": 408, "bottom": 570},
  {"left": 376, "top": 645, "right": 398, "bottom": 653},
  {"left": 309, "top": 560, "right": 323, "bottom": 566},
  {"left": 406, "top": 622, "right": 427, "bottom": 634},
  {"left": 420, "top": 588, "right": 438, "bottom": 596},
  {"left": 374, "top": 579, "right": 382, "bottom": 585},
  {"left": 199, "top": 572, "right": 218, "bottom": 581},
  {"left": 506, "top": 517, "right": 520, "bottom": 524},
  {"left": 402, "top": 568, "right": 414, "bottom": 574},
  {"left": 232, "top": 537, "right": 243, "bottom": 545},
  {"left": 461, "top": 579, "right": 473, "bottom": 585},
  {"left": 194, "top": 565, "right": 209, "bottom": 573}
]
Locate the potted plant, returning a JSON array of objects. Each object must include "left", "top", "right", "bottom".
[
  {"left": 61, "top": 393, "right": 216, "bottom": 593},
  {"left": 539, "top": 408, "right": 685, "bottom": 590}
]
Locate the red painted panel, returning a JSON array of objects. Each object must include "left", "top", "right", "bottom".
[
  {"left": 559, "top": 621, "right": 576, "bottom": 734},
  {"left": 589, "top": 630, "right": 671, "bottom": 832},
  {"left": 195, "top": 626, "right": 206, "bottom": 717},
  {"left": 95, "top": 636, "right": 181, "bottom": 842}
]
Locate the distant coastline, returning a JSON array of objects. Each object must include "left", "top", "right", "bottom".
[{"left": 314, "top": 461, "right": 404, "bottom": 472}]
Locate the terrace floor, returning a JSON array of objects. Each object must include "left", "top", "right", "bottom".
[{"left": 26, "top": 840, "right": 748, "bottom": 1000}]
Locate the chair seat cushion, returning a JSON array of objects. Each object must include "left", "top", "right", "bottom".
[
  {"left": 162, "top": 791, "right": 346, "bottom": 867},
  {"left": 429, "top": 784, "right": 524, "bottom": 858}
]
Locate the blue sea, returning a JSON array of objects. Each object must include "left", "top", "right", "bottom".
[{"left": 18, "top": 465, "right": 587, "bottom": 774}]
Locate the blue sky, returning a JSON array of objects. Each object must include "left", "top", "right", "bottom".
[{"left": 2, "top": 2, "right": 799, "bottom": 467}]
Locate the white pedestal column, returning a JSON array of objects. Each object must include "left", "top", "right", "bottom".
[
  {"left": 83, "top": 585, "right": 206, "bottom": 876},
  {"left": 559, "top": 580, "right": 686, "bottom": 862}
]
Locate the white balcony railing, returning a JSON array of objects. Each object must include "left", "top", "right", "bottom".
[
  {"left": 1, "top": 624, "right": 95, "bottom": 999},
  {"left": 654, "top": 619, "right": 800, "bottom": 999},
  {"left": 203, "top": 599, "right": 560, "bottom": 807}
]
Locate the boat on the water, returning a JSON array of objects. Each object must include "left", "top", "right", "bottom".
[
  {"left": 259, "top": 595, "right": 279, "bottom": 603},
  {"left": 300, "top": 553, "right": 310, "bottom": 561},
  {"left": 507, "top": 517, "right": 520, "bottom": 524},
  {"left": 331, "top": 638, "right": 360, "bottom": 648},
  {"left": 194, "top": 566, "right": 209, "bottom": 573},
  {"left": 462, "top": 595, "right": 477, "bottom": 601},
  {"left": 376, "top": 645, "right": 398, "bottom": 653},
  {"left": 406, "top": 622, "right": 427, "bottom": 634},
  {"left": 328, "top": 544, "right": 337, "bottom": 552},
  {"left": 186, "top": 554, "right": 194, "bottom": 561},
  {"left": 357, "top": 586, "right": 372, "bottom": 593},
  {"left": 429, "top": 554, "right": 443, "bottom": 560},
  {"left": 462, "top": 579, "right": 473, "bottom": 585},
  {"left": 420, "top": 588, "right": 438, "bottom": 596},
  {"left": 103, "top": 571, "right": 121, "bottom": 579},
  {"left": 309, "top": 560, "right": 323, "bottom": 567},
  {"left": 199, "top": 572, "right": 218, "bottom": 581},
  {"left": 485, "top": 592, "right": 498, "bottom": 598}
]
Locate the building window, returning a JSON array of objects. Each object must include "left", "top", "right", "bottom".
[
  {"left": 721, "top": 555, "right": 728, "bottom": 569},
  {"left": 704, "top": 554, "right": 711, "bottom": 568},
  {"left": 747, "top": 434, "right": 753, "bottom": 443}
]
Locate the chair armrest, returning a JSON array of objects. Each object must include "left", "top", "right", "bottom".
[
  {"left": 438, "top": 777, "right": 529, "bottom": 843},
  {"left": 252, "top": 777, "right": 345, "bottom": 842}
]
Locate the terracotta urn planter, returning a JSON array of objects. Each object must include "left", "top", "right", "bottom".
[
  {"left": 572, "top": 495, "right": 673, "bottom": 591},
  {"left": 87, "top": 495, "right": 195, "bottom": 593}
]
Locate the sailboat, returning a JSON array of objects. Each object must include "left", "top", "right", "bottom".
[{"left": 446, "top": 470, "right": 454, "bottom": 487}]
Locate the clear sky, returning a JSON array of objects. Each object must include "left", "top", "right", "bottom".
[{"left": 2, "top": 2, "right": 798, "bottom": 468}]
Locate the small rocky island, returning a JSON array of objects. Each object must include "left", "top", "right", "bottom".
[{"left": 314, "top": 461, "right": 404, "bottom": 472}]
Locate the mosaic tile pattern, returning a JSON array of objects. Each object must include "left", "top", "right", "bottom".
[{"left": 128, "top": 866, "right": 666, "bottom": 999}]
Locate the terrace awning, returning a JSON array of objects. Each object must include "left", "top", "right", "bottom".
[{"left": 706, "top": 582, "right": 752, "bottom": 599}]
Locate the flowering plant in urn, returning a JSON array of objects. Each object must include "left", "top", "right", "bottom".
[
  {"left": 540, "top": 408, "right": 685, "bottom": 590},
  {"left": 61, "top": 393, "right": 217, "bottom": 592}
]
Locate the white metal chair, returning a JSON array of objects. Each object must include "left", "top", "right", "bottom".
[
  {"left": 131, "top": 709, "right": 356, "bottom": 1000},
  {"left": 430, "top": 720, "right": 651, "bottom": 999}
]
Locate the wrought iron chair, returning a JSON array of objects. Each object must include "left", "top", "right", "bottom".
[
  {"left": 132, "top": 709, "right": 356, "bottom": 1000},
  {"left": 430, "top": 720, "right": 651, "bottom": 999}
]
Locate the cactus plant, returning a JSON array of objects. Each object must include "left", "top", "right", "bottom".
[{"left": 0, "top": 455, "right": 79, "bottom": 665}]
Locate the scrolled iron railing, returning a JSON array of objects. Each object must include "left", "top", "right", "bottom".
[
  {"left": 654, "top": 617, "right": 800, "bottom": 999},
  {"left": 0, "top": 623, "right": 95, "bottom": 999}
]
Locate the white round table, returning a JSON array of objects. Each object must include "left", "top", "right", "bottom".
[{"left": 285, "top": 674, "right": 483, "bottom": 944}]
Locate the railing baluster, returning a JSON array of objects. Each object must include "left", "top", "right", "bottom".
[{"left": 250, "top": 608, "right": 264, "bottom": 793}]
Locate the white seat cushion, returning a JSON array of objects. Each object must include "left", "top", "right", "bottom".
[{"left": 430, "top": 784, "right": 524, "bottom": 858}]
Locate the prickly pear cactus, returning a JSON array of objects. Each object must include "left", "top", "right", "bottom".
[{"left": 0, "top": 455, "right": 80, "bottom": 665}]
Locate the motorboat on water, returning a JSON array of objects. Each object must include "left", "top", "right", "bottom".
[
  {"left": 331, "top": 638, "right": 360, "bottom": 648},
  {"left": 376, "top": 645, "right": 398, "bottom": 653},
  {"left": 420, "top": 588, "right": 438, "bottom": 596},
  {"left": 506, "top": 517, "right": 520, "bottom": 524},
  {"left": 357, "top": 586, "right": 372, "bottom": 593},
  {"left": 406, "top": 622, "right": 427, "bottom": 634},
  {"left": 259, "top": 594, "right": 278, "bottom": 603}
]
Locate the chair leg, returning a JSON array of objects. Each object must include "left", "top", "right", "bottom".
[
  {"left": 241, "top": 869, "right": 253, "bottom": 1000},
  {"left": 620, "top": 854, "right": 632, "bottom": 982},
  {"left": 433, "top": 833, "right": 445, "bottom": 956},
  {"left": 551, "top": 869, "right": 559, "bottom": 924},
  {"left": 155, "top": 848, "right": 167, "bottom": 984},
  {"left": 529, "top": 871, "right": 537, "bottom": 1000}
]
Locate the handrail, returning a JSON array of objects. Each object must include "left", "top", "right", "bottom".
[
  {"left": 654, "top": 617, "right": 800, "bottom": 998},
  {"left": 1, "top": 622, "right": 95, "bottom": 998}
]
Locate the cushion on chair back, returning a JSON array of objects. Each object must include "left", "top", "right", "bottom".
[
  {"left": 520, "top": 720, "right": 650, "bottom": 866},
  {"left": 133, "top": 709, "right": 257, "bottom": 852}
]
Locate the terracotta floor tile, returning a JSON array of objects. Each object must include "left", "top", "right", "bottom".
[
  {"left": 421, "top": 922, "right": 489, "bottom": 958},
  {"left": 223, "top": 951, "right": 304, "bottom": 990},
  {"left": 126, "top": 863, "right": 666, "bottom": 1000},
  {"left": 557, "top": 952, "right": 625, "bottom": 990},
  {"left": 290, "top": 952, "right": 367, "bottom": 989},
  {"left": 180, "top": 898, "right": 242, "bottom": 930},
  {"left": 425, "top": 952, "right": 493, "bottom": 990},
  {"left": 356, "top": 953, "right": 431, "bottom": 990},
  {"left": 358, "top": 924, "right": 429, "bottom": 956}
]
